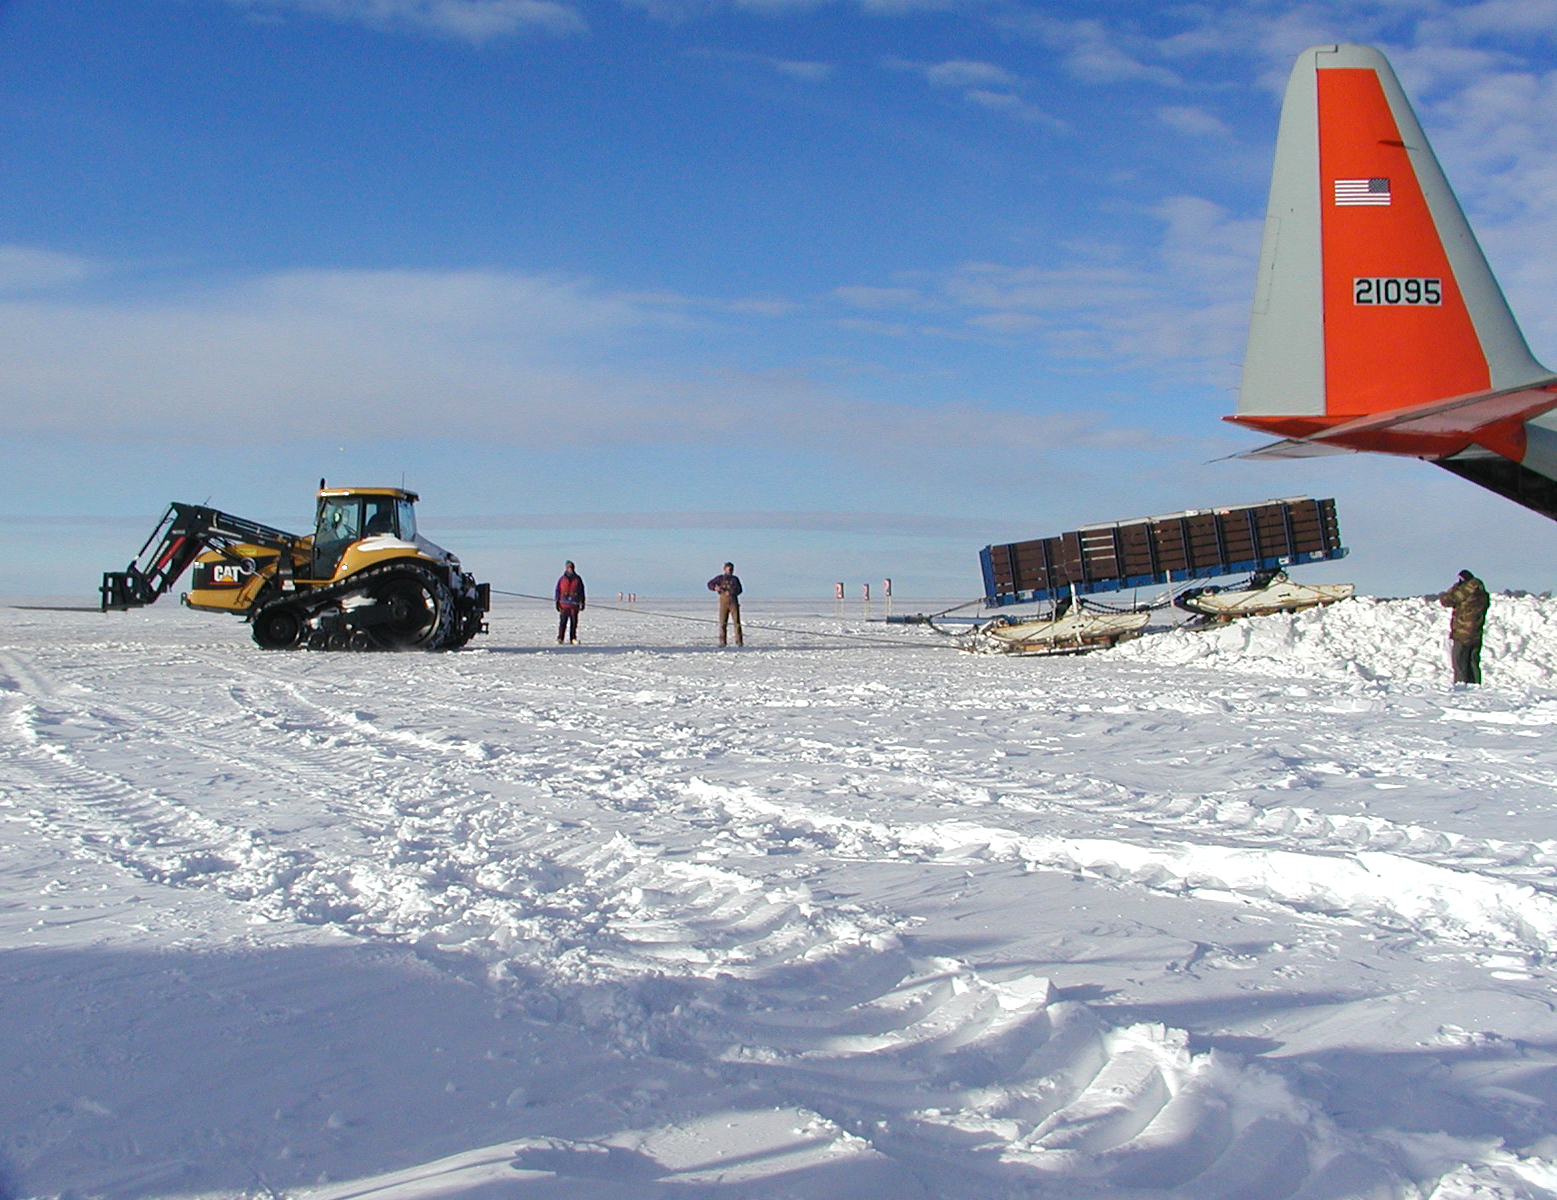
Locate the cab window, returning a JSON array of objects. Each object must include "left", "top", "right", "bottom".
[
  {"left": 313, "top": 497, "right": 362, "bottom": 577},
  {"left": 318, "top": 497, "right": 361, "bottom": 545},
  {"left": 363, "top": 499, "right": 395, "bottom": 537}
]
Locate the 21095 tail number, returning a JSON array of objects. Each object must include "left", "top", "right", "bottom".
[{"left": 1354, "top": 277, "right": 1442, "bottom": 305}]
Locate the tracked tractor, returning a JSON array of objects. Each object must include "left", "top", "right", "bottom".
[{"left": 102, "top": 484, "right": 490, "bottom": 651}]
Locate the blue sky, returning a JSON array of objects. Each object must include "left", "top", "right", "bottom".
[{"left": 4, "top": 0, "right": 1557, "bottom": 603}]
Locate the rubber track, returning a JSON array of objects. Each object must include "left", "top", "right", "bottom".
[{"left": 252, "top": 560, "right": 470, "bottom": 652}]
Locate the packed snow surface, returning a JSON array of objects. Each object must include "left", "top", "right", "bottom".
[{"left": 6, "top": 592, "right": 1557, "bottom": 1199}]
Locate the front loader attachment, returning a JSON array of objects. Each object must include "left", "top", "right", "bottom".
[
  {"left": 101, "top": 503, "right": 301, "bottom": 611},
  {"left": 102, "top": 505, "right": 196, "bottom": 610},
  {"left": 100, "top": 566, "right": 160, "bottom": 610}
]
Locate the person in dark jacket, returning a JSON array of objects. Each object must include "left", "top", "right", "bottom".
[
  {"left": 707, "top": 562, "right": 743, "bottom": 647},
  {"left": 1438, "top": 569, "right": 1489, "bottom": 684},
  {"left": 555, "top": 561, "right": 585, "bottom": 644}
]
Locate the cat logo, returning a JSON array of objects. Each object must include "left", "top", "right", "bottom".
[{"left": 211, "top": 560, "right": 256, "bottom": 587}]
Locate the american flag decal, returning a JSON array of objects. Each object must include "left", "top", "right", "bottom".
[{"left": 1334, "top": 177, "right": 1392, "bottom": 206}]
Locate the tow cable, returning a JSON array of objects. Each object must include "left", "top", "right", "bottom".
[{"left": 488, "top": 589, "right": 957, "bottom": 650}]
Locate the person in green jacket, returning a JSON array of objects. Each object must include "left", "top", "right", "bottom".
[{"left": 1438, "top": 569, "right": 1489, "bottom": 684}]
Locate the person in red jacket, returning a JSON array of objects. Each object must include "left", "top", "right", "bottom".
[{"left": 555, "top": 561, "right": 585, "bottom": 644}]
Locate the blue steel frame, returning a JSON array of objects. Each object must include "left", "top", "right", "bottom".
[{"left": 979, "top": 546, "right": 1348, "bottom": 607}]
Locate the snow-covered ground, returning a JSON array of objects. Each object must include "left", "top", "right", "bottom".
[{"left": 6, "top": 592, "right": 1557, "bottom": 1199}]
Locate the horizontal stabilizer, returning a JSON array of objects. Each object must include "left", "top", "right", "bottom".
[
  {"left": 1235, "top": 439, "right": 1355, "bottom": 461},
  {"left": 1232, "top": 379, "right": 1557, "bottom": 460},
  {"left": 1313, "top": 381, "right": 1557, "bottom": 443}
]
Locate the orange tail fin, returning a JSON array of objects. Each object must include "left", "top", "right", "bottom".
[{"left": 1236, "top": 44, "right": 1547, "bottom": 438}]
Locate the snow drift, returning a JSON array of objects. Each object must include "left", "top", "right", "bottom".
[{"left": 1115, "top": 591, "right": 1557, "bottom": 686}]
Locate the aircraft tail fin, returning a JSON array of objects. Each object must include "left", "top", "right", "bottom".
[{"left": 1235, "top": 44, "right": 1548, "bottom": 438}]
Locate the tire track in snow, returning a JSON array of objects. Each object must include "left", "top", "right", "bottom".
[
  {"left": 1004, "top": 770, "right": 1557, "bottom": 889},
  {"left": 0, "top": 650, "right": 888, "bottom": 997},
  {"left": 253, "top": 677, "right": 506, "bottom": 763},
  {"left": 584, "top": 644, "right": 1557, "bottom": 912},
  {"left": 654, "top": 677, "right": 1557, "bottom": 913},
  {"left": 538, "top": 649, "right": 1557, "bottom": 965},
  {"left": 0, "top": 714, "right": 306, "bottom": 900},
  {"left": 589, "top": 696, "right": 1557, "bottom": 961},
  {"left": 776, "top": 710, "right": 1557, "bottom": 897},
  {"left": 687, "top": 779, "right": 1557, "bottom": 963},
  {"left": 0, "top": 650, "right": 534, "bottom": 938}
]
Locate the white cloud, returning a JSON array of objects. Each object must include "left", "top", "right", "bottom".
[
  {"left": 724, "top": 0, "right": 830, "bottom": 14},
  {"left": 963, "top": 88, "right": 1064, "bottom": 128},
  {"left": 770, "top": 57, "right": 834, "bottom": 81},
  {"left": 1000, "top": 13, "right": 1181, "bottom": 87},
  {"left": 834, "top": 192, "right": 1263, "bottom": 397},
  {"left": 0, "top": 245, "right": 98, "bottom": 295},
  {"left": 689, "top": 46, "right": 835, "bottom": 81},
  {"left": 1, "top": 256, "right": 1145, "bottom": 460},
  {"left": 447, "top": 509, "right": 973, "bottom": 532},
  {"left": 1453, "top": 0, "right": 1557, "bottom": 39},
  {"left": 939, "top": 262, "right": 1152, "bottom": 316},
  {"left": 854, "top": 0, "right": 994, "bottom": 13},
  {"left": 834, "top": 315, "right": 917, "bottom": 337},
  {"left": 1149, "top": 2, "right": 1549, "bottom": 102},
  {"left": 922, "top": 58, "right": 1021, "bottom": 90},
  {"left": 221, "top": 0, "right": 587, "bottom": 41},
  {"left": 1156, "top": 104, "right": 1232, "bottom": 138},
  {"left": 1, "top": 265, "right": 684, "bottom": 443},
  {"left": 621, "top": 0, "right": 995, "bottom": 16},
  {"left": 832, "top": 284, "right": 934, "bottom": 311},
  {"left": 1065, "top": 41, "right": 1181, "bottom": 87},
  {"left": 888, "top": 56, "right": 1063, "bottom": 128}
]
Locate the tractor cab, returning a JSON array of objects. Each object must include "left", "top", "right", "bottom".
[{"left": 312, "top": 486, "right": 419, "bottom": 580}]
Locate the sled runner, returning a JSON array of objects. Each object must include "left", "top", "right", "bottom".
[
  {"left": 1176, "top": 570, "right": 1355, "bottom": 623},
  {"left": 974, "top": 607, "right": 1152, "bottom": 656}
]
